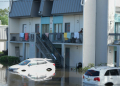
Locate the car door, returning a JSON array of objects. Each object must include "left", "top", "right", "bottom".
[
  {"left": 117, "top": 69, "right": 120, "bottom": 84},
  {"left": 37, "top": 61, "right": 47, "bottom": 70},
  {"left": 28, "top": 61, "right": 38, "bottom": 74},
  {"left": 109, "top": 69, "right": 119, "bottom": 85},
  {"left": 104, "top": 70, "right": 112, "bottom": 84}
]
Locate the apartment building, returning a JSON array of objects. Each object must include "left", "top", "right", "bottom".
[
  {"left": 0, "top": 25, "right": 8, "bottom": 52},
  {"left": 8, "top": 0, "right": 118, "bottom": 68}
]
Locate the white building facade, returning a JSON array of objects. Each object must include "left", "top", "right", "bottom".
[{"left": 8, "top": 0, "right": 120, "bottom": 68}]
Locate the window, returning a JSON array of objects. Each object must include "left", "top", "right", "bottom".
[
  {"left": 54, "top": 24, "right": 62, "bottom": 33},
  {"left": 35, "top": 24, "right": 39, "bottom": 33},
  {"left": 105, "top": 70, "right": 110, "bottom": 76},
  {"left": 85, "top": 70, "right": 100, "bottom": 76},
  {"left": 42, "top": 24, "right": 49, "bottom": 34},
  {"left": 65, "top": 23, "right": 70, "bottom": 32},
  {"left": 109, "top": 69, "right": 119, "bottom": 76},
  {"left": 116, "top": 23, "right": 120, "bottom": 33},
  {"left": 22, "top": 24, "right": 27, "bottom": 33}
]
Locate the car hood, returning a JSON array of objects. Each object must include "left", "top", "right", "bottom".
[{"left": 9, "top": 64, "right": 21, "bottom": 69}]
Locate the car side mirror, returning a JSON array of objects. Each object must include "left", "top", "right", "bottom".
[{"left": 28, "top": 64, "right": 32, "bottom": 66}]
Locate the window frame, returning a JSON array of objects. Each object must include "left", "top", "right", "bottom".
[{"left": 65, "top": 23, "right": 70, "bottom": 32}]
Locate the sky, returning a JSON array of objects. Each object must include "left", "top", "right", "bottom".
[{"left": 0, "top": 0, "right": 9, "bottom": 9}]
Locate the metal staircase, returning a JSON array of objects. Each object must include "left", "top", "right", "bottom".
[{"left": 36, "top": 34, "right": 63, "bottom": 68}]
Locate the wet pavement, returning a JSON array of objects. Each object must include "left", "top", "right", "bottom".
[{"left": 0, "top": 66, "right": 119, "bottom": 86}]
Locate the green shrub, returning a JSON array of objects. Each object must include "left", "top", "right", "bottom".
[
  {"left": 0, "top": 52, "right": 3, "bottom": 54},
  {"left": 98, "top": 63, "right": 107, "bottom": 66},
  {"left": 0, "top": 55, "right": 20, "bottom": 66},
  {"left": 78, "top": 63, "right": 95, "bottom": 73}
]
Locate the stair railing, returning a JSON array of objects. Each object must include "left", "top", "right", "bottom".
[
  {"left": 36, "top": 34, "right": 55, "bottom": 62},
  {"left": 42, "top": 34, "right": 64, "bottom": 67}
]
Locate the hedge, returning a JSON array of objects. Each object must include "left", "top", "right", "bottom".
[{"left": 0, "top": 55, "right": 20, "bottom": 66}]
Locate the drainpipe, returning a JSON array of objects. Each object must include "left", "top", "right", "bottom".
[{"left": 81, "top": 0, "right": 85, "bottom": 68}]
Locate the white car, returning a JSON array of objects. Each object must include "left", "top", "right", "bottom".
[
  {"left": 27, "top": 68, "right": 55, "bottom": 81},
  {"left": 83, "top": 66, "right": 120, "bottom": 85},
  {"left": 8, "top": 58, "right": 55, "bottom": 75}
]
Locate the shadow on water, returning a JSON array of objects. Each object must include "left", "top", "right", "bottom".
[{"left": 0, "top": 66, "right": 120, "bottom": 86}]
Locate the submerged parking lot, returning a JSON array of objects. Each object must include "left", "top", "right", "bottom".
[
  {"left": 0, "top": 67, "right": 83, "bottom": 86},
  {"left": 0, "top": 66, "right": 119, "bottom": 86}
]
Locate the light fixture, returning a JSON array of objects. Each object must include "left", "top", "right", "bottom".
[
  {"left": 76, "top": 46, "right": 78, "bottom": 49},
  {"left": 109, "top": 49, "right": 111, "bottom": 53}
]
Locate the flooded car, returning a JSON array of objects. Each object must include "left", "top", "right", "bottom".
[
  {"left": 83, "top": 66, "right": 120, "bottom": 86},
  {"left": 8, "top": 58, "right": 55, "bottom": 76}
]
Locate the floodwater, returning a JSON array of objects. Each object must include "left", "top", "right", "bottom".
[{"left": 0, "top": 66, "right": 119, "bottom": 86}]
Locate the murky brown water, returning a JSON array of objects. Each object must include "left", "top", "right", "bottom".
[{"left": 0, "top": 67, "right": 119, "bottom": 86}]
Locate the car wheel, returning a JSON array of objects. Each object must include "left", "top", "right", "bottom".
[
  {"left": 21, "top": 70, "right": 26, "bottom": 72},
  {"left": 47, "top": 68, "right": 52, "bottom": 71},
  {"left": 105, "top": 82, "right": 113, "bottom": 86}
]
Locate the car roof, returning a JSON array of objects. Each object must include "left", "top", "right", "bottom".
[
  {"left": 89, "top": 66, "right": 120, "bottom": 71},
  {"left": 27, "top": 58, "right": 52, "bottom": 61}
]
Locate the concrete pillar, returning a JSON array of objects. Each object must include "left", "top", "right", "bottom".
[
  {"left": 83, "top": 0, "right": 96, "bottom": 67},
  {"left": 117, "top": 46, "right": 120, "bottom": 67},
  {"left": 62, "top": 44, "right": 65, "bottom": 67},
  {"left": 23, "top": 43, "right": 26, "bottom": 60}
]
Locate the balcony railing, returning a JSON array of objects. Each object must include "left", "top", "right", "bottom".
[
  {"left": 48, "top": 33, "right": 83, "bottom": 44},
  {"left": 108, "top": 33, "right": 120, "bottom": 44},
  {"left": 10, "top": 33, "right": 35, "bottom": 42}
]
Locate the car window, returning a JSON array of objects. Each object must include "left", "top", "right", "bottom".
[
  {"left": 47, "top": 60, "right": 53, "bottom": 63},
  {"left": 85, "top": 70, "right": 99, "bottom": 76},
  {"left": 30, "top": 62, "right": 37, "bottom": 66},
  {"left": 105, "top": 70, "right": 110, "bottom": 76},
  {"left": 19, "top": 60, "right": 30, "bottom": 65},
  {"left": 109, "top": 69, "right": 119, "bottom": 76},
  {"left": 118, "top": 69, "right": 120, "bottom": 75},
  {"left": 37, "top": 61, "right": 47, "bottom": 65}
]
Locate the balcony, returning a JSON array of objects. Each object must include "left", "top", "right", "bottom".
[
  {"left": 10, "top": 33, "right": 35, "bottom": 43},
  {"left": 108, "top": 33, "right": 120, "bottom": 45},
  {"left": 48, "top": 33, "right": 83, "bottom": 44}
]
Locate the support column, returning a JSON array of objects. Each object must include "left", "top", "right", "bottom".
[
  {"left": 62, "top": 44, "right": 65, "bottom": 68},
  {"left": 23, "top": 43, "right": 26, "bottom": 60},
  {"left": 117, "top": 46, "right": 120, "bottom": 67}
]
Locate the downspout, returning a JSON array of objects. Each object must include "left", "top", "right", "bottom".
[{"left": 81, "top": 0, "right": 84, "bottom": 68}]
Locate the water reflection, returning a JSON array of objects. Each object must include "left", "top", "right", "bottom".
[{"left": 0, "top": 67, "right": 120, "bottom": 86}]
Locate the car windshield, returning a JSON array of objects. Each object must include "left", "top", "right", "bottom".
[
  {"left": 19, "top": 60, "right": 30, "bottom": 65},
  {"left": 85, "top": 70, "right": 100, "bottom": 76}
]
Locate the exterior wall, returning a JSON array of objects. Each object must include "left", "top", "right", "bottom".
[
  {"left": 8, "top": 18, "right": 40, "bottom": 58},
  {"left": 107, "top": 46, "right": 114, "bottom": 65},
  {"left": 0, "top": 25, "right": 7, "bottom": 40},
  {"left": 65, "top": 45, "right": 82, "bottom": 67},
  {"left": 115, "top": 0, "right": 120, "bottom": 7},
  {"left": 9, "top": 18, "right": 20, "bottom": 33},
  {"left": 19, "top": 18, "right": 41, "bottom": 33},
  {"left": 95, "top": 0, "right": 110, "bottom": 65},
  {"left": 63, "top": 15, "right": 83, "bottom": 32},
  {"left": 83, "top": 0, "right": 96, "bottom": 67},
  {"left": 8, "top": 43, "right": 19, "bottom": 56},
  {"left": 0, "top": 25, "right": 8, "bottom": 52},
  {"left": 0, "top": 41, "right": 6, "bottom": 52},
  {"left": 41, "top": 17, "right": 50, "bottom": 35}
]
